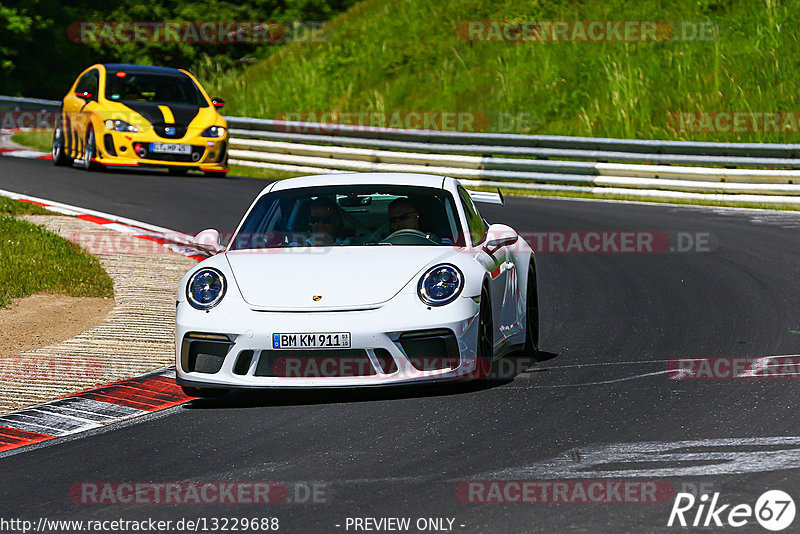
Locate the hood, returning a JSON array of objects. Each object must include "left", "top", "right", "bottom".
[
  {"left": 102, "top": 100, "right": 222, "bottom": 137},
  {"left": 225, "top": 247, "right": 460, "bottom": 310},
  {"left": 117, "top": 101, "right": 201, "bottom": 127}
]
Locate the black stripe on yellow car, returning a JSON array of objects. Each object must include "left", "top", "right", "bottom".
[{"left": 118, "top": 101, "right": 200, "bottom": 129}]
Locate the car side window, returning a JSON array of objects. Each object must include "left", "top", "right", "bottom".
[
  {"left": 76, "top": 69, "right": 99, "bottom": 97},
  {"left": 457, "top": 186, "right": 487, "bottom": 245}
]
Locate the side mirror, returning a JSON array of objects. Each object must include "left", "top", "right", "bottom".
[
  {"left": 482, "top": 224, "right": 518, "bottom": 255},
  {"left": 75, "top": 90, "right": 93, "bottom": 100},
  {"left": 211, "top": 98, "right": 225, "bottom": 108},
  {"left": 194, "top": 228, "right": 221, "bottom": 255}
]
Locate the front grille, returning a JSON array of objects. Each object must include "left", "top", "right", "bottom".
[
  {"left": 153, "top": 123, "right": 188, "bottom": 139},
  {"left": 254, "top": 349, "right": 377, "bottom": 377},
  {"left": 398, "top": 329, "right": 460, "bottom": 371},
  {"left": 181, "top": 338, "right": 232, "bottom": 374}
]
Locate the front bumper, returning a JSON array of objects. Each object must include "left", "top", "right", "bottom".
[
  {"left": 175, "top": 293, "right": 482, "bottom": 388},
  {"left": 94, "top": 129, "right": 228, "bottom": 170}
]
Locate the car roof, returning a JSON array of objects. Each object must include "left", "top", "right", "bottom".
[
  {"left": 267, "top": 173, "right": 448, "bottom": 195},
  {"left": 101, "top": 64, "right": 188, "bottom": 76}
]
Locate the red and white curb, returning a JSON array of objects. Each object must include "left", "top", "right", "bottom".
[
  {"left": 0, "top": 147, "right": 51, "bottom": 160},
  {"left": 0, "top": 190, "right": 211, "bottom": 454},
  {"left": 0, "top": 368, "right": 188, "bottom": 453}
]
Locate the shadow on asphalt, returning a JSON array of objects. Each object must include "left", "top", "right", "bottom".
[
  {"left": 182, "top": 349, "right": 561, "bottom": 409},
  {"left": 68, "top": 164, "right": 240, "bottom": 180}
]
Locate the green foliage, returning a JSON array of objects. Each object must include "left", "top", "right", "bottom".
[
  {"left": 0, "top": 0, "right": 356, "bottom": 99},
  {"left": 209, "top": 0, "right": 800, "bottom": 142}
]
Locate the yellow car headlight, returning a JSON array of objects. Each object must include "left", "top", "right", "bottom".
[
  {"left": 104, "top": 119, "right": 139, "bottom": 133},
  {"left": 201, "top": 126, "right": 226, "bottom": 138}
]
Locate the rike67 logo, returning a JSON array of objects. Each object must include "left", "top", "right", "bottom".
[{"left": 668, "top": 490, "right": 795, "bottom": 531}]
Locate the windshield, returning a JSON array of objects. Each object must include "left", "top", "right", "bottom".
[
  {"left": 230, "top": 185, "right": 464, "bottom": 250},
  {"left": 104, "top": 71, "right": 207, "bottom": 106}
]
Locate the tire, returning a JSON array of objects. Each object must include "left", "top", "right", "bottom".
[
  {"left": 181, "top": 386, "right": 229, "bottom": 398},
  {"left": 168, "top": 168, "right": 189, "bottom": 176},
  {"left": 52, "top": 120, "right": 73, "bottom": 166},
  {"left": 204, "top": 170, "right": 227, "bottom": 178},
  {"left": 523, "top": 265, "right": 540, "bottom": 357},
  {"left": 83, "top": 127, "right": 101, "bottom": 171},
  {"left": 475, "top": 285, "right": 494, "bottom": 379}
]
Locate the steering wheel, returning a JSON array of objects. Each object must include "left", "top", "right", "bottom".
[{"left": 383, "top": 229, "right": 438, "bottom": 245}]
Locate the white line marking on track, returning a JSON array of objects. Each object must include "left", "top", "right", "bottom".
[
  {"left": 514, "top": 370, "right": 671, "bottom": 388},
  {"left": 477, "top": 437, "right": 800, "bottom": 479}
]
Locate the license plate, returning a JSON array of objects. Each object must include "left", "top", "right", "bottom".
[
  {"left": 272, "top": 332, "right": 351, "bottom": 349},
  {"left": 150, "top": 142, "right": 191, "bottom": 154}
]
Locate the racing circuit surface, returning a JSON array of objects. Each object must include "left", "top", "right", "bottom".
[{"left": 2, "top": 157, "right": 800, "bottom": 532}]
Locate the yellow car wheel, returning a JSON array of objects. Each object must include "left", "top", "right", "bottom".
[{"left": 83, "top": 127, "right": 102, "bottom": 172}]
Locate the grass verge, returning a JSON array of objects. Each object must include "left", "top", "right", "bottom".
[
  {"left": 11, "top": 130, "right": 52, "bottom": 153},
  {"left": 0, "top": 198, "right": 114, "bottom": 308}
]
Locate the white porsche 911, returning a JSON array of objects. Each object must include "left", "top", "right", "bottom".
[{"left": 176, "top": 173, "right": 538, "bottom": 396}]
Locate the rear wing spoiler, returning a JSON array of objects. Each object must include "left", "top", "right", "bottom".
[{"left": 466, "top": 188, "right": 504, "bottom": 206}]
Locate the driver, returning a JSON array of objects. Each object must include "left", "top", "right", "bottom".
[
  {"left": 386, "top": 197, "right": 453, "bottom": 245},
  {"left": 388, "top": 198, "right": 421, "bottom": 233}
]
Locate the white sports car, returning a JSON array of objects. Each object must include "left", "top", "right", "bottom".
[{"left": 176, "top": 173, "right": 538, "bottom": 396}]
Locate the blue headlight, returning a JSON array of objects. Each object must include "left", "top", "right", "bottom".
[
  {"left": 418, "top": 264, "right": 463, "bottom": 306},
  {"left": 187, "top": 268, "right": 226, "bottom": 310}
]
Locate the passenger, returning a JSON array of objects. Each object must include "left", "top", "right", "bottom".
[{"left": 307, "top": 197, "right": 344, "bottom": 246}]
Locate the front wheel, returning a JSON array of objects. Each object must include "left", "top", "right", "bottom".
[
  {"left": 475, "top": 286, "right": 494, "bottom": 379},
  {"left": 52, "top": 120, "right": 73, "bottom": 166},
  {"left": 523, "top": 265, "right": 540, "bottom": 357},
  {"left": 83, "top": 127, "right": 102, "bottom": 171}
]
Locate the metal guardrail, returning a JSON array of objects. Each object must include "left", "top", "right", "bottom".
[
  {"left": 4, "top": 95, "right": 800, "bottom": 203},
  {"left": 0, "top": 96, "right": 62, "bottom": 109},
  {"left": 225, "top": 116, "right": 800, "bottom": 158}
]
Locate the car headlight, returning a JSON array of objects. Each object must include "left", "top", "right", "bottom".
[
  {"left": 187, "top": 268, "right": 227, "bottom": 310},
  {"left": 202, "top": 126, "right": 226, "bottom": 138},
  {"left": 418, "top": 264, "right": 463, "bottom": 306},
  {"left": 104, "top": 119, "right": 139, "bottom": 133}
]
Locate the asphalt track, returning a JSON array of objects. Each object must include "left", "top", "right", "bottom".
[{"left": 2, "top": 157, "right": 800, "bottom": 533}]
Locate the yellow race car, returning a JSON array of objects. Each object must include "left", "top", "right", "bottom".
[{"left": 52, "top": 63, "right": 228, "bottom": 177}]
